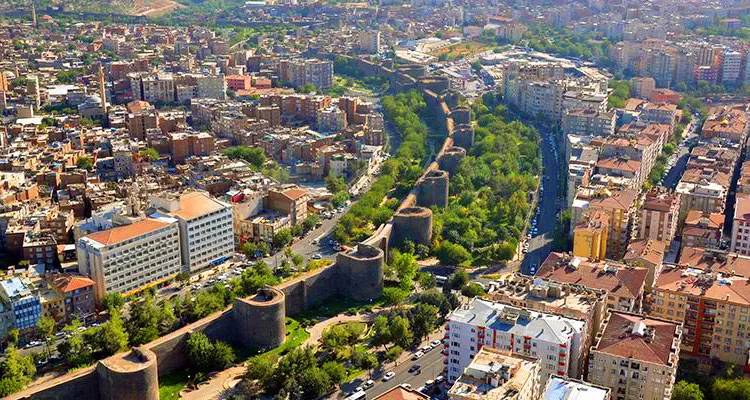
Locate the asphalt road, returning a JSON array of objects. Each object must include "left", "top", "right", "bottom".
[
  {"left": 520, "top": 129, "right": 565, "bottom": 275},
  {"left": 343, "top": 345, "right": 446, "bottom": 399},
  {"left": 662, "top": 122, "right": 699, "bottom": 189}
]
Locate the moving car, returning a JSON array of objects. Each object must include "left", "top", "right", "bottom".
[
  {"left": 383, "top": 371, "right": 395, "bottom": 381},
  {"left": 411, "top": 351, "right": 424, "bottom": 360}
]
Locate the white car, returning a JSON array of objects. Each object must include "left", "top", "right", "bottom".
[
  {"left": 401, "top": 384, "right": 412, "bottom": 390},
  {"left": 363, "top": 379, "right": 375, "bottom": 389},
  {"left": 430, "top": 339, "right": 441, "bottom": 347},
  {"left": 412, "top": 351, "right": 424, "bottom": 360},
  {"left": 383, "top": 371, "right": 395, "bottom": 381}
]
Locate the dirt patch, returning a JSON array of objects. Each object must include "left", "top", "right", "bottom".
[{"left": 131, "top": 0, "right": 184, "bottom": 16}]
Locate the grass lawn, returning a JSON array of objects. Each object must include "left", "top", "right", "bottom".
[
  {"left": 158, "top": 369, "right": 190, "bottom": 400},
  {"left": 243, "top": 318, "right": 310, "bottom": 362}
]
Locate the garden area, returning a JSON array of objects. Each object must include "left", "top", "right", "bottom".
[{"left": 431, "top": 41, "right": 492, "bottom": 61}]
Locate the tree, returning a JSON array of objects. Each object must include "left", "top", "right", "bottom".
[
  {"left": 223, "top": 146, "right": 266, "bottom": 168},
  {"left": 416, "top": 272, "right": 436, "bottom": 289},
  {"left": 672, "top": 381, "right": 704, "bottom": 400},
  {"left": 385, "top": 345, "right": 403, "bottom": 364},
  {"left": 321, "top": 361, "right": 346, "bottom": 385},
  {"left": 299, "top": 83, "right": 317, "bottom": 94},
  {"left": 0, "top": 346, "right": 36, "bottom": 397},
  {"left": 126, "top": 294, "right": 165, "bottom": 345},
  {"left": 391, "top": 251, "right": 418, "bottom": 290},
  {"left": 97, "top": 311, "right": 128, "bottom": 356},
  {"left": 6, "top": 329, "right": 19, "bottom": 347},
  {"left": 389, "top": 316, "right": 412, "bottom": 349},
  {"left": 712, "top": 377, "right": 750, "bottom": 399},
  {"left": 351, "top": 346, "right": 378, "bottom": 373},
  {"left": 325, "top": 175, "right": 347, "bottom": 194},
  {"left": 302, "top": 215, "right": 320, "bottom": 232},
  {"left": 211, "top": 341, "right": 236, "bottom": 371},
  {"left": 447, "top": 269, "right": 470, "bottom": 291},
  {"left": 139, "top": 147, "right": 160, "bottom": 161},
  {"left": 272, "top": 228, "right": 293, "bottom": 249},
  {"left": 36, "top": 316, "right": 55, "bottom": 360},
  {"left": 382, "top": 287, "right": 409, "bottom": 306},
  {"left": 435, "top": 241, "right": 471, "bottom": 266},
  {"left": 58, "top": 320, "right": 92, "bottom": 367},
  {"left": 331, "top": 191, "right": 349, "bottom": 208},
  {"left": 370, "top": 315, "right": 392, "bottom": 350},
  {"left": 408, "top": 303, "right": 438, "bottom": 344},
  {"left": 461, "top": 283, "right": 486, "bottom": 297},
  {"left": 415, "top": 289, "right": 451, "bottom": 318},
  {"left": 299, "top": 367, "right": 332, "bottom": 399},
  {"left": 245, "top": 356, "right": 276, "bottom": 382},
  {"left": 186, "top": 332, "right": 214, "bottom": 372},
  {"left": 77, "top": 156, "right": 94, "bottom": 171},
  {"left": 102, "top": 292, "right": 125, "bottom": 313}
]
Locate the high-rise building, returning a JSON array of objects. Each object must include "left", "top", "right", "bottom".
[
  {"left": 77, "top": 216, "right": 183, "bottom": 303},
  {"left": 573, "top": 210, "right": 609, "bottom": 261},
  {"left": 721, "top": 49, "right": 742, "bottom": 84},
  {"left": 279, "top": 59, "right": 334, "bottom": 90},
  {"left": 652, "top": 266, "right": 750, "bottom": 368},
  {"left": 587, "top": 311, "right": 681, "bottom": 400},
  {"left": 150, "top": 191, "right": 235, "bottom": 273},
  {"left": 358, "top": 31, "right": 381, "bottom": 54},
  {"left": 445, "top": 298, "right": 587, "bottom": 383},
  {"left": 639, "top": 188, "right": 680, "bottom": 243},
  {"left": 26, "top": 74, "right": 40, "bottom": 109},
  {"left": 98, "top": 64, "right": 108, "bottom": 113},
  {"left": 731, "top": 193, "right": 750, "bottom": 255}
]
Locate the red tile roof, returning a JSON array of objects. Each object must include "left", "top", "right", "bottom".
[
  {"left": 594, "top": 311, "right": 679, "bottom": 365},
  {"left": 52, "top": 275, "right": 94, "bottom": 293},
  {"left": 539, "top": 253, "right": 648, "bottom": 299},
  {"left": 85, "top": 218, "right": 171, "bottom": 246}
]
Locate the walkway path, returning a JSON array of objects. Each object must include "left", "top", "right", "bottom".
[
  {"left": 304, "top": 313, "right": 373, "bottom": 347},
  {"left": 179, "top": 311, "right": 376, "bottom": 399}
]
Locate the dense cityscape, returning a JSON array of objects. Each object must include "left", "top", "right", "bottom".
[{"left": 0, "top": 0, "right": 749, "bottom": 399}]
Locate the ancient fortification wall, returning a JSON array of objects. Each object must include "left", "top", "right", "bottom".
[{"left": 11, "top": 54, "right": 470, "bottom": 400}]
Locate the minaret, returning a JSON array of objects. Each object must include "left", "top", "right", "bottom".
[
  {"left": 30, "top": 2, "right": 37, "bottom": 29},
  {"left": 98, "top": 64, "right": 108, "bottom": 112}
]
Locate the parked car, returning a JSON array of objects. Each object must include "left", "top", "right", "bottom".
[
  {"left": 411, "top": 351, "right": 424, "bottom": 360},
  {"left": 383, "top": 371, "right": 395, "bottom": 381}
]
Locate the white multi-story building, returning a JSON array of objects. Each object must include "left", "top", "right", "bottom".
[
  {"left": 731, "top": 193, "right": 750, "bottom": 255},
  {"left": 542, "top": 376, "right": 611, "bottom": 400},
  {"left": 722, "top": 49, "right": 742, "bottom": 84},
  {"left": 445, "top": 298, "right": 587, "bottom": 384},
  {"left": 150, "top": 191, "right": 235, "bottom": 273},
  {"left": 76, "top": 216, "right": 182, "bottom": 303},
  {"left": 448, "top": 348, "right": 541, "bottom": 400}
]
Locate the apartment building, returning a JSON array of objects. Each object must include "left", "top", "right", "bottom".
[
  {"left": 445, "top": 298, "right": 587, "bottom": 383},
  {"left": 676, "top": 181, "right": 728, "bottom": 218},
  {"left": 538, "top": 253, "right": 648, "bottom": 313},
  {"left": 639, "top": 188, "right": 680, "bottom": 243},
  {"left": 490, "top": 273, "right": 606, "bottom": 340},
  {"left": 652, "top": 266, "right": 750, "bottom": 367},
  {"left": 50, "top": 274, "right": 95, "bottom": 322},
  {"left": 640, "top": 103, "right": 678, "bottom": 125},
  {"left": 678, "top": 247, "right": 750, "bottom": 277},
  {"left": 571, "top": 187, "right": 638, "bottom": 259},
  {"left": 731, "top": 193, "right": 750, "bottom": 255},
  {"left": 77, "top": 216, "right": 183, "bottom": 302},
  {"left": 542, "top": 376, "right": 611, "bottom": 400},
  {"left": 279, "top": 59, "right": 334, "bottom": 90},
  {"left": 561, "top": 109, "right": 616, "bottom": 137},
  {"left": 150, "top": 191, "right": 235, "bottom": 273},
  {"left": 448, "top": 349, "right": 540, "bottom": 400},
  {"left": 623, "top": 239, "right": 666, "bottom": 292},
  {"left": 630, "top": 77, "right": 655, "bottom": 99},
  {"left": 701, "top": 107, "right": 749, "bottom": 144},
  {"left": 588, "top": 311, "right": 681, "bottom": 400},
  {"left": 681, "top": 210, "right": 725, "bottom": 250},
  {"left": 358, "top": 30, "right": 381, "bottom": 54},
  {"left": 196, "top": 74, "right": 226, "bottom": 100},
  {"left": 573, "top": 210, "right": 609, "bottom": 261},
  {"left": 0, "top": 277, "right": 41, "bottom": 331},
  {"left": 721, "top": 50, "right": 743, "bottom": 84},
  {"left": 266, "top": 186, "right": 309, "bottom": 225}
]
